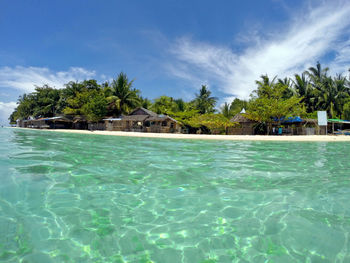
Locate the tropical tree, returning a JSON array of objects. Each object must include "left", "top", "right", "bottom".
[
  {"left": 107, "top": 72, "right": 140, "bottom": 115},
  {"left": 187, "top": 113, "right": 236, "bottom": 134},
  {"left": 139, "top": 96, "right": 152, "bottom": 109},
  {"left": 221, "top": 102, "right": 231, "bottom": 118},
  {"left": 31, "top": 85, "right": 61, "bottom": 117},
  {"left": 63, "top": 89, "right": 107, "bottom": 121},
  {"left": 343, "top": 99, "right": 350, "bottom": 120},
  {"left": 80, "top": 90, "right": 107, "bottom": 122},
  {"left": 292, "top": 73, "right": 314, "bottom": 112},
  {"left": 58, "top": 80, "right": 100, "bottom": 113},
  {"left": 151, "top": 96, "right": 175, "bottom": 114},
  {"left": 306, "top": 62, "right": 329, "bottom": 83},
  {"left": 230, "top": 98, "right": 248, "bottom": 115},
  {"left": 173, "top": 98, "right": 187, "bottom": 112},
  {"left": 256, "top": 75, "right": 276, "bottom": 91},
  {"left": 220, "top": 99, "right": 247, "bottom": 119},
  {"left": 313, "top": 75, "right": 350, "bottom": 118},
  {"left": 247, "top": 78, "right": 305, "bottom": 134},
  {"left": 193, "top": 85, "right": 217, "bottom": 114}
]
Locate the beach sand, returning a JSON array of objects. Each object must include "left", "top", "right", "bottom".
[{"left": 12, "top": 127, "right": 350, "bottom": 142}]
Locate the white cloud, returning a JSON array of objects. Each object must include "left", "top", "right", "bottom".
[
  {"left": 0, "top": 66, "right": 96, "bottom": 93},
  {"left": 0, "top": 101, "right": 17, "bottom": 125},
  {"left": 169, "top": 1, "right": 350, "bottom": 99}
]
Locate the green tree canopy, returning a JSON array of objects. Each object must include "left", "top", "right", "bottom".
[
  {"left": 107, "top": 72, "right": 140, "bottom": 115},
  {"left": 247, "top": 78, "right": 305, "bottom": 124},
  {"left": 193, "top": 85, "right": 217, "bottom": 114}
]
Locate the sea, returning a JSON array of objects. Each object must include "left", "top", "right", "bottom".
[{"left": 0, "top": 127, "right": 350, "bottom": 262}]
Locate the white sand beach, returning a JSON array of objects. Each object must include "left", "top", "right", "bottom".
[{"left": 13, "top": 128, "right": 350, "bottom": 141}]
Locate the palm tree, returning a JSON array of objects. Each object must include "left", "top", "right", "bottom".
[
  {"left": 315, "top": 75, "right": 350, "bottom": 118},
  {"left": 151, "top": 96, "right": 174, "bottom": 114},
  {"left": 278, "top": 77, "right": 294, "bottom": 98},
  {"left": 293, "top": 73, "right": 314, "bottom": 112},
  {"left": 139, "top": 96, "right": 152, "bottom": 109},
  {"left": 306, "top": 62, "right": 329, "bottom": 82},
  {"left": 254, "top": 75, "right": 277, "bottom": 98},
  {"left": 221, "top": 102, "right": 231, "bottom": 118},
  {"left": 256, "top": 75, "right": 276, "bottom": 87},
  {"left": 304, "top": 62, "right": 331, "bottom": 115},
  {"left": 107, "top": 72, "right": 140, "bottom": 115},
  {"left": 193, "top": 85, "right": 217, "bottom": 114}
]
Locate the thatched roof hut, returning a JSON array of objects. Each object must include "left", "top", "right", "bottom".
[
  {"left": 104, "top": 107, "right": 180, "bottom": 133},
  {"left": 228, "top": 113, "right": 257, "bottom": 135},
  {"left": 230, "top": 113, "right": 254, "bottom": 123}
]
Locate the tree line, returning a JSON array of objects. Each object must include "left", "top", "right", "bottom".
[{"left": 9, "top": 62, "right": 350, "bottom": 134}]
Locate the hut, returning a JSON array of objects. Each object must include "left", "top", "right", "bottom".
[
  {"left": 104, "top": 107, "right": 180, "bottom": 133},
  {"left": 144, "top": 115, "right": 179, "bottom": 133},
  {"left": 273, "top": 117, "right": 319, "bottom": 135},
  {"left": 227, "top": 113, "right": 257, "bottom": 135},
  {"left": 22, "top": 116, "right": 72, "bottom": 129},
  {"left": 72, "top": 116, "right": 88, "bottom": 130},
  {"left": 16, "top": 119, "right": 24, "bottom": 127},
  {"left": 327, "top": 119, "right": 350, "bottom": 134}
]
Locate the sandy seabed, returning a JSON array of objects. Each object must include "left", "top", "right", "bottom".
[{"left": 12, "top": 127, "right": 350, "bottom": 142}]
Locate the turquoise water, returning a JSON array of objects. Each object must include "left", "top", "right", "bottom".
[{"left": 0, "top": 128, "right": 350, "bottom": 262}]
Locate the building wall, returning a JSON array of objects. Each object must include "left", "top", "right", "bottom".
[
  {"left": 227, "top": 123, "right": 255, "bottom": 135},
  {"left": 105, "top": 119, "right": 180, "bottom": 133}
]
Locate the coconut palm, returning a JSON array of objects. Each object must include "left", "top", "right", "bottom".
[
  {"left": 278, "top": 77, "right": 294, "bottom": 98},
  {"left": 293, "top": 73, "right": 314, "bottom": 112},
  {"left": 304, "top": 62, "right": 330, "bottom": 114},
  {"left": 193, "top": 85, "right": 217, "bottom": 114},
  {"left": 306, "top": 62, "right": 329, "bottom": 82},
  {"left": 254, "top": 75, "right": 277, "bottom": 98},
  {"left": 220, "top": 102, "right": 231, "bottom": 118},
  {"left": 107, "top": 72, "right": 140, "bottom": 115},
  {"left": 311, "top": 75, "right": 349, "bottom": 118}
]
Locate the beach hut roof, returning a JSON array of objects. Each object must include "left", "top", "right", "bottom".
[
  {"left": 147, "top": 115, "right": 178, "bottom": 122},
  {"left": 73, "top": 116, "right": 88, "bottom": 123},
  {"left": 328, "top": 118, "right": 350, "bottom": 124},
  {"left": 129, "top": 107, "right": 158, "bottom": 117},
  {"left": 122, "top": 115, "right": 149, "bottom": 121},
  {"left": 230, "top": 113, "right": 253, "bottom": 123},
  {"left": 103, "top": 117, "right": 122, "bottom": 121}
]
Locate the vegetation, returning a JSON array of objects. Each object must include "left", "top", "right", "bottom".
[
  {"left": 9, "top": 62, "right": 350, "bottom": 134},
  {"left": 247, "top": 76, "right": 305, "bottom": 123}
]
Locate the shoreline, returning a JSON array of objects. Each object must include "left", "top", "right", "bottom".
[{"left": 9, "top": 127, "right": 350, "bottom": 142}]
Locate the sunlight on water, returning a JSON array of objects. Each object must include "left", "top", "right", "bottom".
[{"left": 0, "top": 128, "right": 350, "bottom": 262}]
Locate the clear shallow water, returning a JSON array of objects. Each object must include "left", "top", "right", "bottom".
[{"left": 0, "top": 128, "right": 350, "bottom": 262}]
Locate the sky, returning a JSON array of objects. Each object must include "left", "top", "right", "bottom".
[{"left": 1, "top": 0, "right": 350, "bottom": 124}]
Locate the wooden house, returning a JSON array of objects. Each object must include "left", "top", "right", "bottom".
[
  {"left": 227, "top": 113, "right": 257, "bottom": 135},
  {"left": 72, "top": 116, "right": 88, "bottom": 130},
  {"left": 22, "top": 116, "right": 72, "bottom": 129},
  {"left": 104, "top": 107, "right": 181, "bottom": 133}
]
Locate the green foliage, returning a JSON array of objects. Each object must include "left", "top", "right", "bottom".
[
  {"left": 12, "top": 94, "right": 36, "bottom": 119},
  {"left": 169, "top": 110, "right": 200, "bottom": 126},
  {"left": 10, "top": 63, "right": 350, "bottom": 129},
  {"left": 151, "top": 96, "right": 190, "bottom": 114},
  {"left": 187, "top": 113, "right": 236, "bottom": 134},
  {"left": 63, "top": 89, "right": 107, "bottom": 121},
  {"left": 32, "top": 85, "right": 61, "bottom": 117},
  {"left": 247, "top": 79, "right": 305, "bottom": 123},
  {"left": 343, "top": 100, "right": 350, "bottom": 120},
  {"left": 221, "top": 98, "right": 248, "bottom": 118},
  {"left": 139, "top": 96, "right": 152, "bottom": 109},
  {"left": 107, "top": 72, "right": 140, "bottom": 115},
  {"left": 193, "top": 85, "right": 217, "bottom": 114},
  {"left": 82, "top": 90, "right": 107, "bottom": 122},
  {"left": 151, "top": 96, "right": 176, "bottom": 114}
]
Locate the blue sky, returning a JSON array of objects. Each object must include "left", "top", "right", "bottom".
[{"left": 1, "top": 0, "right": 350, "bottom": 124}]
